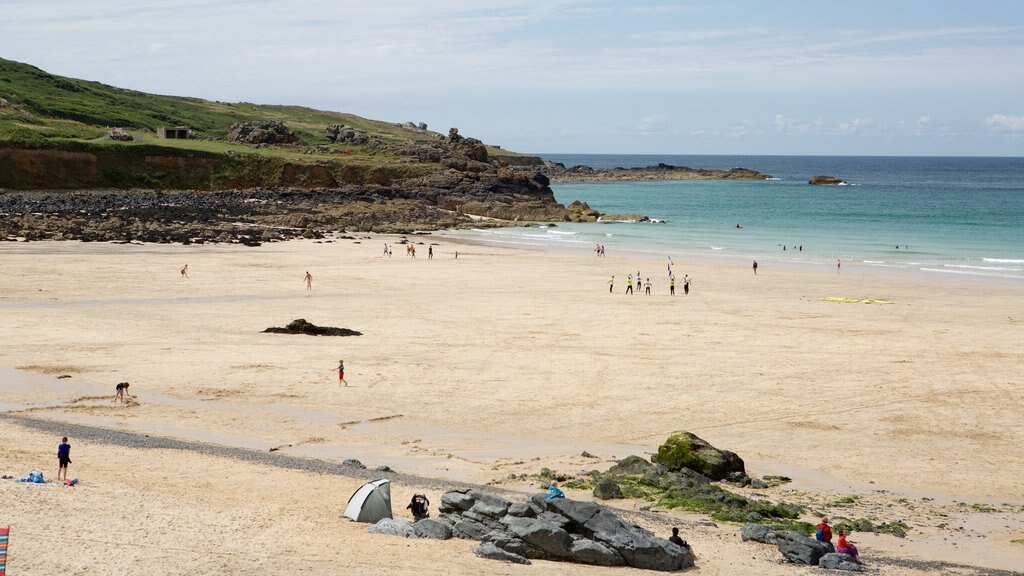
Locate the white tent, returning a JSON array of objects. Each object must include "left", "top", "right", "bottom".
[{"left": 343, "top": 479, "right": 393, "bottom": 523}]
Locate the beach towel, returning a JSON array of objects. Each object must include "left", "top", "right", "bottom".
[{"left": 0, "top": 526, "right": 9, "bottom": 576}]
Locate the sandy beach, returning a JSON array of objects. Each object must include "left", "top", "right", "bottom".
[{"left": 2, "top": 235, "right": 1023, "bottom": 575}]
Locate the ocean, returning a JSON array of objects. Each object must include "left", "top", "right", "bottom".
[{"left": 444, "top": 155, "right": 1024, "bottom": 280}]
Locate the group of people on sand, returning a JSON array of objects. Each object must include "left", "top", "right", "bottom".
[
  {"left": 593, "top": 244, "right": 606, "bottom": 257},
  {"left": 608, "top": 271, "right": 690, "bottom": 296},
  {"left": 816, "top": 516, "right": 862, "bottom": 563}
]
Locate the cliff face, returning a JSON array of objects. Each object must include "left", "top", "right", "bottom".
[{"left": 0, "top": 145, "right": 437, "bottom": 190}]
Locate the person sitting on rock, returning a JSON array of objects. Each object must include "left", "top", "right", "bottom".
[
  {"left": 546, "top": 481, "right": 565, "bottom": 501},
  {"left": 668, "top": 527, "right": 697, "bottom": 560},
  {"left": 836, "top": 529, "right": 861, "bottom": 563},
  {"left": 816, "top": 516, "right": 833, "bottom": 544}
]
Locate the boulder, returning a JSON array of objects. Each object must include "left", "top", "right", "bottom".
[
  {"left": 474, "top": 543, "right": 531, "bottom": 565},
  {"left": 506, "top": 501, "right": 539, "bottom": 518},
  {"left": 444, "top": 491, "right": 689, "bottom": 571},
  {"left": 368, "top": 518, "right": 416, "bottom": 538},
  {"left": 468, "top": 491, "right": 511, "bottom": 519},
  {"left": 775, "top": 530, "right": 834, "bottom": 565},
  {"left": 569, "top": 538, "right": 626, "bottom": 566},
  {"left": 593, "top": 477, "right": 624, "bottom": 500},
  {"left": 809, "top": 175, "right": 846, "bottom": 185},
  {"left": 741, "top": 522, "right": 778, "bottom": 544},
  {"left": 440, "top": 490, "right": 476, "bottom": 513},
  {"left": 608, "top": 455, "right": 654, "bottom": 475},
  {"left": 502, "top": 516, "right": 572, "bottom": 558},
  {"left": 819, "top": 552, "right": 865, "bottom": 571},
  {"left": 545, "top": 499, "right": 691, "bottom": 571},
  {"left": 450, "top": 516, "right": 496, "bottom": 541},
  {"left": 652, "top": 431, "right": 745, "bottom": 480},
  {"left": 263, "top": 319, "right": 362, "bottom": 337},
  {"left": 412, "top": 518, "right": 452, "bottom": 540},
  {"left": 228, "top": 120, "right": 302, "bottom": 145}
]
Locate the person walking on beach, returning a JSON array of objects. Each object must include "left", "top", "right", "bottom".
[
  {"left": 336, "top": 359, "right": 348, "bottom": 386},
  {"left": 644, "top": 278, "right": 652, "bottom": 295},
  {"left": 57, "top": 436, "right": 71, "bottom": 483},
  {"left": 180, "top": 264, "right": 188, "bottom": 278},
  {"left": 609, "top": 275, "right": 615, "bottom": 293},
  {"left": 753, "top": 260, "right": 758, "bottom": 275},
  {"left": 684, "top": 274, "right": 690, "bottom": 295},
  {"left": 626, "top": 275, "right": 634, "bottom": 295},
  {"left": 636, "top": 270, "right": 641, "bottom": 294},
  {"left": 304, "top": 271, "right": 313, "bottom": 290},
  {"left": 428, "top": 246, "right": 433, "bottom": 259},
  {"left": 669, "top": 275, "right": 675, "bottom": 295},
  {"left": 837, "top": 259, "right": 841, "bottom": 274}
]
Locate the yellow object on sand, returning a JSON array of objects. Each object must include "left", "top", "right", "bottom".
[{"left": 824, "top": 297, "right": 892, "bottom": 304}]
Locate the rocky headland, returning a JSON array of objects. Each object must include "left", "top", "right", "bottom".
[{"left": 540, "top": 161, "right": 771, "bottom": 183}]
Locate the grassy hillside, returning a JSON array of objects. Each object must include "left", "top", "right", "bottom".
[{"left": 0, "top": 57, "right": 435, "bottom": 146}]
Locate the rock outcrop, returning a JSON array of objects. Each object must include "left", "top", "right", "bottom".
[
  {"left": 366, "top": 489, "right": 693, "bottom": 572},
  {"left": 652, "top": 431, "right": 746, "bottom": 481},
  {"left": 819, "top": 552, "right": 865, "bottom": 571},
  {"left": 326, "top": 124, "right": 370, "bottom": 145},
  {"left": 808, "top": 175, "right": 846, "bottom": 185},
  {"left": 774, "top": 530, "right": 834, "bottom": 565},
  {"left": 541, "top": 161, "right": 771, "bottom": 183},
  {"left": 228, "top": 120, "right": 303, "bottom": 145},
  {"left": 263, "top": 319, "right": 362, "bottom": 337}
]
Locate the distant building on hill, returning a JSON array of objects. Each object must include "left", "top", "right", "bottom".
[{"left": 158, "top": 126, "right": 190, "bottom": 139}]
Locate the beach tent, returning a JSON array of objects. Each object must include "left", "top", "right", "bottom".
[{"left": 343, "top": 479, "right": 393, "bottom": 523}]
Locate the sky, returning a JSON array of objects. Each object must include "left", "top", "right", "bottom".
[{"left": 2, "top": 0, "right": 1023, "bottom": 156}]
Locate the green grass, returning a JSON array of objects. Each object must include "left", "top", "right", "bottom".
[{"left": 0, "top": 57, "right": 446, "bottom": 148}]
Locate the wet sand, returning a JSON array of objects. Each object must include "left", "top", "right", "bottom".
[{"left": 1, "top": 236, "right": 1023, "bottom": 574}]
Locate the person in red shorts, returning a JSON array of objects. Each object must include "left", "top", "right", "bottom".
[{"left": 336, "top": 359, "right": 348, "bottom": 386}]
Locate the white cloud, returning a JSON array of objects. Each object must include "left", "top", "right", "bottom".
[{"left": 986, "top": 114, "right": 1024, "bottom": 132}]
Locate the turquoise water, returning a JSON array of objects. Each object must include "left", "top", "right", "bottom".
[{"left": 448, "top": 155, "right": 1024, "bottom": 280}]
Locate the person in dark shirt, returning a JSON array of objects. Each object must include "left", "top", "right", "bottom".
[
  {"left": 668, "top": 527, "right": 697, "bottom": 561},
  {"left": 57, "top": 436, "right": 71, "bottom": 482}
]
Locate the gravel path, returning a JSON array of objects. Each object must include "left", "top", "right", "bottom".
[{"left": 1, "top": 412, "right": 483, "bottom": 494}]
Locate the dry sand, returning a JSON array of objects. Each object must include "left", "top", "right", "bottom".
[{"left": 1, "top": 236, "right": 1022, "bottom": 575}]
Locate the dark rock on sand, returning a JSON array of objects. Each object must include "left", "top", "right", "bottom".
[
  {"left": 368, "top": 518, "right": 416, "bottom": 538},
  {"left": 430, "top": 489, "right": 691, "bottom": 571},
  {"left": 412, "top": 518, "right": 453, "bottom": 540},
  {"left": 819, "top": 552, "right": 866, "bottom": 571},
  {"left": 502, "top": 516, "right": 572, "bottom": 557},
  {"left": 593, "top": 477, "right": 624, "bottom": 500},
  {"left": 608, "top": 455, "right": 654, "bottom": 475},
  {"left": 263, "top": 319, "right": 362, "bottom": 337},
  {"left": 808, "top": 175, "right": 847, "bottom": 185},
  {"left": 652, "top": 431, "right": 745, "bottom": 481},
  {"left": 474, "top": 543, "right": 531, "bottom": 565},
  {"left": 569, "top": 538, "right": 626, "bottom": 566},
  {"left": 775, "top": 530, "right": 834, "bottom": 565},
  {"left": 741, "top": 522, "right": 779, "bottom": 544}
]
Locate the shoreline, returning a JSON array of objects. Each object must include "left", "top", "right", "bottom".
[{"left": 2, "top": 236, "right": 1023, "bottom": 574}]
